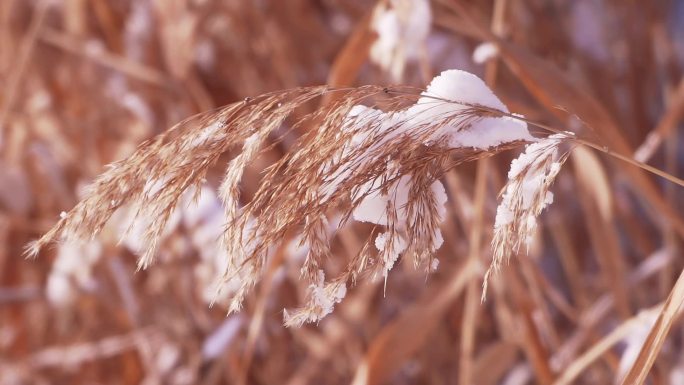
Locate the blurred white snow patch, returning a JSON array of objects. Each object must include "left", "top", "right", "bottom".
[
  {"left": 617, "top": 308, "right": 659, "bottom": 383},
  {"left": 117, "top": 205, "right": 182, "bottom": 256},
  {"left": 671, "top": 363, "right": 684, "bottom": 385},
  {"left": 407, "top": 70, "right": 533, "bottom": 149},
  {"left": 202, "top": 316, "right": 243, "bottom": 361},
  {"left": 501, "top": 363, "right": 532, "bottom": 385},
  {"left": 155, "top": 343, "right": 182, "bottom": 375},
  {"left": 472, "top": 42, "right": 499, "bottom": 64},
  {"left": 46, "top": 240, "right": 103, "bottom": 306},
  {"left": 370, "top": 0, "right": 431, "bottom": 81},
  {"left": 180, "top": 185, "right": 234, "bottom": 305},
  {"left": 194, "top": 39, "right": 216, "bottom": 70}
]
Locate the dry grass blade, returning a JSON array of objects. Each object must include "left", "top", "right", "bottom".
[
  {"left": 634, "top": 78, "right": 684, "bottom": 163},
  {"left": 325, "top": 10, "right": 375, "bottom": 90},
  {"left": 572, "top": 147, "right": 631, "bottom": 318},
  {"left": 552, "top": 309, "right": 653, "bottom": 385},
  {"left": 0, "top": 0, "right": 49, "bottom": 134},
  {"left": 618, "top": 268, "right": 684, "bottom": 385},
  {"left": 351, "top": 258, "right": 478, "bottom": 385}
]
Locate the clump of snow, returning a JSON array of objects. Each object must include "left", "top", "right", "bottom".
[
  {"left": 472, "top": 42, "right": 499, "bottom": 64},
  {"left": 352, "top": 172, "right": 448, "bottom": 275},
  {"left": 369, "top": 0, "right": 432, "bottom": 81},
  {"left": 617, "top": 309, "right": 659, "bottom": 382},
  {"left": 353, "top": 175, "right": 411, "bottom": 226},
  {"left": 375, "top": 230, "right": 407, "bottom": 257},
  {"left": 406, "top": 70, "right": 533, "bottom": 149},
  {"left": 430, "top": 176, "right": 449, "bottom": 222},
  {"left": 284, "top": 270, "right": 348, "bottom": 326}
]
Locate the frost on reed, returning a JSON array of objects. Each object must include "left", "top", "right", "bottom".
[{"left": 29, "top": 69, "right": 543, "bottom": 326}]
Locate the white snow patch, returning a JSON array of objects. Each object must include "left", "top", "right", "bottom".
[
  {"left": 370, "top": 0, "right": 432, "bottom": 81},
  {"left": 46, "top": 241, "right": 103, "bottom": 307},
  {"left": 406, "top": 70, "right": 533, "bottom": 149},
  {"left": 472, "top": 42, "right": 499, "bottom": 64}
]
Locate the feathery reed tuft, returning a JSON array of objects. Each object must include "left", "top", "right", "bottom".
[{"left": 29, "top": 69, "right": 538, "bottom": 324}]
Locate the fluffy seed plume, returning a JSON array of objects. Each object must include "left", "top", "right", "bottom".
[{"left": 28, "top": 69, "right": 536, "bottom": 325}]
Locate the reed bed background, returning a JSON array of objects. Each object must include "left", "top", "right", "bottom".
[{"left": 2, "top": 1, "right": 684, "bottom": 384}]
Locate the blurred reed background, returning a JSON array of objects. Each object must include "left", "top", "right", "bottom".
[{"left": 1, "top": 0, "right": 684, "bottom": 384}]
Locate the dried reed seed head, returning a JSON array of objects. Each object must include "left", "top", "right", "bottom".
[{"left": 30, "top": 70, "right": 540, "bottom": 325}]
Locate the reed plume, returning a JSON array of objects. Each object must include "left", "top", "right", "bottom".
[{"left": 28, "top": 69, "right": 563, "bottom": 325}]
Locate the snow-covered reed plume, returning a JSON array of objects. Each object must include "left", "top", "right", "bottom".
[
  {"left": 29, "top": 69, "right": 552, "bottom": 325},
  {"left": 485, "top": 133, "right": 571, "bottom": 296}
]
